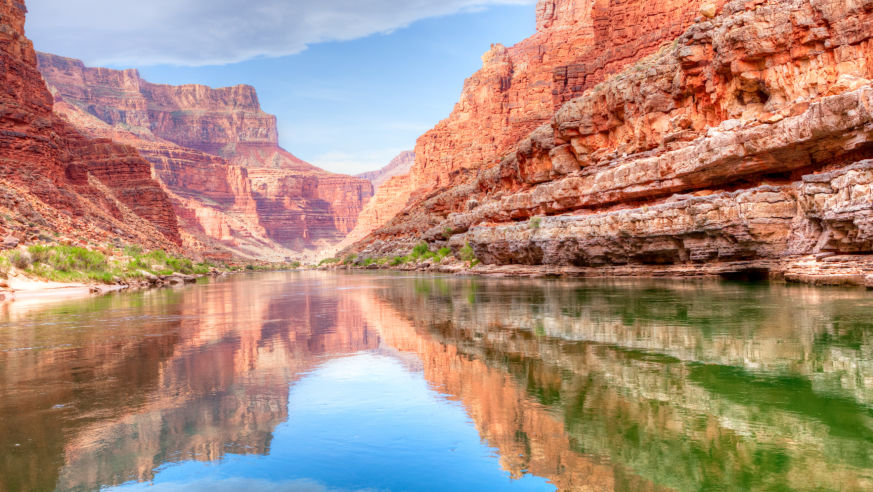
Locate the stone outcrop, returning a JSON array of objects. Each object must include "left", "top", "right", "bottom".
[
  {"left": 0, "top": 0, "right": 180, "bottom": 249},
  {"left": 356, "top": 151, "right": 415, "bottom": 189},
  {"left": 350, "top": 0, "right": 873, "bottom": 285},
  {"left": 37, "top": 54, "right": 373, "bottom": 259}
]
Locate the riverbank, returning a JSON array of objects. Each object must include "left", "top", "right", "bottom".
[
  {"left": 0, "top": 242, "right": 303, "bottom": 306},
  {"left": 319, "top": 243, "right": 873, "bottom": 288}
]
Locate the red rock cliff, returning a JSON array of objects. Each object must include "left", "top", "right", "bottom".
[
  {"left": 350, "top": 0, "right": 873, "bottom": 286},
  {"left": 0, "top": 0, "right": 180, "bottom": 247},
  {"left": 349, "top": 0, "right": 720, "bottom": 254},
  {"left": 37, "top": 54, "right": 373, "bottom": 259},
  {"left": 410, "top": 0, "right": 720, "bottom": 191}
]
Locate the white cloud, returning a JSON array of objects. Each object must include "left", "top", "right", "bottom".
[{"left": 25, "top": 0, "right": 536, "bottom": 66}]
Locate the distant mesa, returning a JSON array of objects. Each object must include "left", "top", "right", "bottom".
[{"left": 37, "top": 53, "right": 373, "bottom": 260}]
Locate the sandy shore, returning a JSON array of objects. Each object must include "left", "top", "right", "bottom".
[{"left": 1, "top": 274, "right": 128, "bottom": 308}]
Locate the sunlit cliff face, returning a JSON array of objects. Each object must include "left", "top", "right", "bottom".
[{"left": 2, "top": 273, "right": 873, "bottom": 491}]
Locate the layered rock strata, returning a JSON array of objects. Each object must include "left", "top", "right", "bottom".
[
  {"left": 0, "top": 0, "right": 180, "bottom": 248},
  {"left": 351, "top": 0, "right": 873, "bottom": 285},
  {"left": 412, "top": 0, "right": 722, "bottom": 191},
  {"left": 37, "top": 54, "right": 373, "bottom": 259}
]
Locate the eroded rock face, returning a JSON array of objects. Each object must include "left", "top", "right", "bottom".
[
  {"left": 410, "top": 0, "right": 720, "bottom": 191},
  {"left": 0, "top": 0, "right": 180, "bottom": 247},
  {"left": 351, "top": 0, "right": 873, "bottom": 284},
  {"left": 37, "top": 53, "right": 373, "bottom": 259}
]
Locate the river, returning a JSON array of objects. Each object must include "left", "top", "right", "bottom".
[{"left": 1, "top": 272, "right": 873, "bottom": 491}]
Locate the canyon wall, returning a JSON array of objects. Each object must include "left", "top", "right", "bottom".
[
  {"left": 350, "top": 0, "right": 873, "bottom": 285},
  {"left": 37, "top": 54, "right": 373, "bottom": 259},
  {"left": 410, "top": 0, "right": 721, "bottom": 191},
  {"left": 0, "top": 0, "right": 180, "bottom": 249},
  {"left": 356, "top": 151, "right": 414, "bottom": 189}
]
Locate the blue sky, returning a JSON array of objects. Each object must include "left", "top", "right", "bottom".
[{"left": 25, "top": 1, "right": 536, "bottom": 174}]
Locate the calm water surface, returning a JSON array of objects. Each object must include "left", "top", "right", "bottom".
[{"left": 2, "top": 271, "right": 873, "bottom": 491}]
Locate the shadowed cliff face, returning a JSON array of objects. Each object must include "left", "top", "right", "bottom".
[
  {"left": 0, "top": 0, "right": 180, "bottom": 248},
  {"left": 36, "top": 54, "right": 373, "bottom": 259},
  {"left": 2, "top": 273, "right": 873, "bottom": 490}
]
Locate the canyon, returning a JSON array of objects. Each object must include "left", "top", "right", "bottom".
[
  {"left": 36, "top": 53, "right": 373, "bottom": 261},
  {"left": 347, "top": 0, "right": 873, "bottom": 286},
  {"left": 0, "top": 0, "right": 180, "bottom": 251}
]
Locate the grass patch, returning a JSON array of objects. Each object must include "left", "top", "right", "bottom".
[
  {"left": 460, "top": 242, "right": 477, "bottom": 263},
  {"left": 1, "top": 244, "right": 221, "bottom": 285}
]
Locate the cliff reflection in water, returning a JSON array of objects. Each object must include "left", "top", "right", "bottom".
[
  {"left": 0, "top": 273, "right": 380, "bottom": 491},
  {"left": 2, "top": 272, "right": 873, "bottom": 491},
  {"left": 372, "top": 276, "right": 873, "bottom": 491}
]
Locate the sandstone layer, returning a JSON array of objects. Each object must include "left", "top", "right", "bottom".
[
  {"left": 350, "top": 0, "right": 873, "bottom": 285},
  {"left": 0, "top": 0, "right": 180, "bottom": 250},
  {"left": 37, "top": 54, "right": 373, "bottom": 260}
]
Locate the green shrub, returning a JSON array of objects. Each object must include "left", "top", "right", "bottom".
[
  {"left": 87, "top": 271, "right": 115, "bottom": 284},
  {"left": 28, "top": 245, "right": 52, "bottom": 264},
  {"left": 166, "top": 256, "right": 194, "bottom": 274},
  {"left": 459, "top": 242, "right": 477, "bottom": 263},
  {"left": 412, "top": 242, "right": 430, "bottom": 258},
  {"left": 318, "top": 257, "right": 340, "bottom": 266},
  {"left": 124, "top": 245, "right": 143, "bottom": 257},
  {"left": 529, "top": 217, "right": 542, "bottom": 230},
  {"left": 9, "top": 250, "right": 32, "bottom": 270},
  {"left": 443, "top": 227, "right": 454, "bottom": 240},
  {"left": 343, "top": 254, "right": 358, "bottom": 265},
  {"left": 47, "top": 245, "right": 107, "bottom": 272},
  {"left": 144, "top": 249, "right": 169, "bottom": 264},
  {"left": 435, "top": 247, "right": 453, "bottom": 262}
]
